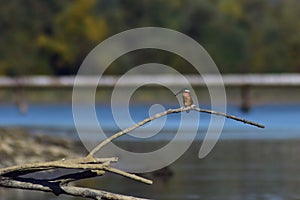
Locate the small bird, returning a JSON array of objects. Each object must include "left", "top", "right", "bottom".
[{"left": 175, "top": 89, "right": 194, "bottom": 113}]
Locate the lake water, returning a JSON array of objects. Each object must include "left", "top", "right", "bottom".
[
  {"left": 1, "top": 104, "right": 300, "bottom": 200},
  {"left": 1, "top": 104, "right": 299, "bottom": 139}
]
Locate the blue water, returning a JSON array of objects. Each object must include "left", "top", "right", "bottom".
[
  {"left": 1, "top": 104, "right": 300, "bottom": 200},
  {"left": 0, "top": 104, "right": 299, "bottom": 140}
]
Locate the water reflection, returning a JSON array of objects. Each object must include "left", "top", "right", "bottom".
[
  {"left": 1, "top": 140, "right": 300, "bottom": 200},
  {"left": 75, "top": 140, "right": 300, "bottom": 200}
]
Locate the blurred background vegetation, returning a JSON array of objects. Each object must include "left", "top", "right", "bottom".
[{"left": 0, "top": 0, "right": 300, "bottom": 76}]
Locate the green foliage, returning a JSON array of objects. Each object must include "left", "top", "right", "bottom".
[
  {"left": 0, "top": 0, "right": 299, "bottom": 75},
  {"left": 37, "top": 0, "right": 108, "bottom": 75},
  {"left": 0, "top": 1, "right": 63, "bottom": 75}
]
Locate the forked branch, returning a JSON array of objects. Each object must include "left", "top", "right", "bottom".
[
  {"left": 0, "top": 105, "right": 264, "bottom": 200},
  {"left": 87, "top": 106, "right": 264, "bottom": 158},
  {"left": 0, "top": 155, "right": 152, "bottom": 200}
]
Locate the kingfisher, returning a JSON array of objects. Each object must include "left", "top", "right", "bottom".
[{"left": 175, "top": 89, "right": 194, "bottom": 113}]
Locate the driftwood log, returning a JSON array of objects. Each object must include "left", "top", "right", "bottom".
[{"left": 0, "top": 106, "right": 264, "bottom": 199}]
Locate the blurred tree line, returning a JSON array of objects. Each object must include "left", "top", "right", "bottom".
[{"left": 0, "top": 0, "right": 299, "bottom": 75}]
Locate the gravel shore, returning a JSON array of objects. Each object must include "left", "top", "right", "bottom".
[{"left": 0, "top": 128, "right": 87, "bottom": 168}]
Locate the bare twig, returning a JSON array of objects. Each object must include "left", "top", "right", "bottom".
[
  {"left": 0, "top": 158, "right": 152, "bottom": 183},
  {"left": 0, "top": 176, "right": 148, "bottom": 200},
  {"left": 87, "top": 107, "right": 186, "bottom": 157},
  {"left": 191, "top": 107, "right": 265, "bottom": 128},
  {"left": 88, "top": 106, "right": 264, "bottom": 158},
  {"left": 0, "top": 156, "right": 152, "bottom": 200},
  {"left": 104, "top": 166, "right": 153, "bottom": 185}
]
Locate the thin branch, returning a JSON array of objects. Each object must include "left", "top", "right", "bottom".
[
  {"left": 0, "top": 157, "right": 116, "bottom": 177},
  {"left": 50, "top": 170, "right": 105, "bottom": 185},
  {"left": 0, "top": 161, "right": 106, "bottom": 177},
  {"left": 61, "top": 185, "right": 150, "bottom": 200},
  {"left": 0, "top": 176, "right": 148, "bottom": 200},
  {"left": 88, "top": 106, "right": 264, "bottom": 157},
  {"left": 104, "top": 166, "right": 153, "bottom": 185},
  {"left": 87, "top": 107, "right": 185, "bottom": 157},
  {"left": 192, "top": 107, "right": 265, "bottom": 128},
  {"left": 0, "top": 161, "right": 152, "bottom": 185}
]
